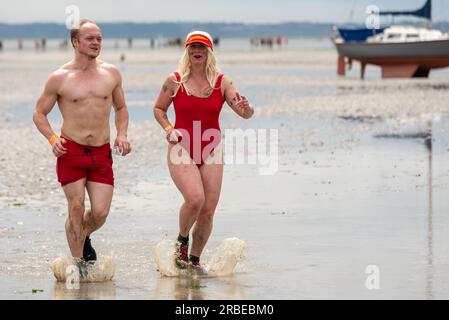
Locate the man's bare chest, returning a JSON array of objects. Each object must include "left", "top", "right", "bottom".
[{"left": 59, "top": 72, "right": 116, "bottom": 102}]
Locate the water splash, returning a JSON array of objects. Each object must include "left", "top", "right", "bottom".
[
  {"left": 154, "top": 237, "right": 246, "bottom": 277},
  {"left": 206, "top": 237, "right": 246, "bottom": 276},
  {"left": 51, "top": 255, "right": 116, "bottom": 283}
]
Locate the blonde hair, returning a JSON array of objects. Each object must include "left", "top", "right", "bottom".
[
  {"left": 173, "top": 46, "right": 220, "bottom": 97},
  {"left": 70, "top": 19, "right": 97, "bottom": 48}
]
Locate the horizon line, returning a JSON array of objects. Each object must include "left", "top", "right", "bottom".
[{"left": 2, "top": 19, "right": 449, "bottom": 26}]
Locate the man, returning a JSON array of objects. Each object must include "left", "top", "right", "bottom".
[{"left": 33, "top": 19, "right": 131, "bottom": 271}]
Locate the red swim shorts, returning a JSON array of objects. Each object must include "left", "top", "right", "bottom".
[{"left": 56, "top": 138, "right": 114, "bottom": 186}]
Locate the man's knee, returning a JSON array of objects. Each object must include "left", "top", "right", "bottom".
[
  {"left": 68, "top": 199, "right": 85, "bottom": 217},
  {"left": 91, "top": 206, "right": 110, "bottom": 222},
  {"left": 66, "top": 201, "right": 85, "bottom": 231}
]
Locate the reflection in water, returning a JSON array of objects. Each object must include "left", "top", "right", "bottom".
[
  {"left": 339, "top": 115, "right": 383, "bottom": 124},
  {"left": 336, "top": 83, "right": 449, "bottom": 97},
  {"left": 373, "top": 118, "right": 435, "bottom": 298},
  {"left": 373, "top": 132, "right": 430, "bottom": 140},
  {"left": 425, "top": 120, "right": 433, "bottom": 300},
  {"left": 156, "top": 277, "right": 205, "bottom": 300},
  {"left": 155, "top": 276, "right": 245, "bottom": 300},
  {"left": 52, "top": 281, "right": 116, "bottom": 300}
]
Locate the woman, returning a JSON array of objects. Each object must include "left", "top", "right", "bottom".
[{"left": 153, "top": 31, "right": 254, "bottom": 275}]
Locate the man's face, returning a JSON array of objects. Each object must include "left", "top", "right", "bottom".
[{"left": 75, "top": 23, "right": 102, "bottom": 58}]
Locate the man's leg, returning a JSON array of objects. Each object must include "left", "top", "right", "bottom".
[
  {"left": 62, "top": 178, "right": 87, "bottom": 259},
  {"left": 84, "top": 181, "right": 114, "bottom": 236},
  {"left": 190, "top": 162, "right": 223, "bottom": 258}
]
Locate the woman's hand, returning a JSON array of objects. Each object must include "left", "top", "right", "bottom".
[
  {"left": 166, "top": 128, "right": 182, "bottom": 144},
  {"left": 234, "top": 92, "right": 254, "bottom": 119}
]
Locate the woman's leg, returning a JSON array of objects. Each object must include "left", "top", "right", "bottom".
[
  {"left": 167, "top": 144, "right": 206, "bottom": 237},
  {"left": 190, "top": 161, "right": 224, "bottom": 258}
]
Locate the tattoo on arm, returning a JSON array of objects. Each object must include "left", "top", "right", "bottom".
[{"left": 162, "top": 84, "right": 168, "bottom": 93}]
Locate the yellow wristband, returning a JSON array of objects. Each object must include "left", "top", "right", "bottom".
[
  {"left": 164, "top": 124, "right": 173, "bottom": 132},
  {"left": 49, "top": 133, "right": 59, "bottom": 145}
]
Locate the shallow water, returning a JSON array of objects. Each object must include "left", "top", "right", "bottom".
[{"left": 2, "top": 43, "right": 449, "bottom": 299}]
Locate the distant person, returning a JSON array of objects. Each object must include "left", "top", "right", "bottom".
[
  {"left": 0, "top": 40, "right": 3, "bottom": 51},
  {"left": 120, "top": 53, "right": 126, "bottom": 62},
  {"left": 250, "top": 37, "right": 261, "bottom": 48},
  {"left": 41, "top": 38, "right": 47, "bottom": 51},
  {"left": 127, "top": 37, "right": 133, "bottom": 49},
  {"left": 59, "top": 39, "right": 68, "bottom": 50},
  {"left": 213, "top": 37, "right": 220, "bottom": 47},
  {"left": 32, "top": 19, "right": 131, "bottom": 274},
  {"left": 150, "top": 38, "right": 155, "bottom": 49},
  {"left": 276, "top": 36, "right": 286, "bottom": 47},
  {"left": 153, "top": 31, "right": 254, "bottom": 275},
  {"left": 34, "top": 39, "right": 41, "bottom": 51},
  {"left": 18, "top": 39, "right": 23, "bottom": 50}
]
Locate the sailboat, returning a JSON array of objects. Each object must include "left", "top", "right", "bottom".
[{"left": 333, "top": 0, "right": 449, "bottom": 78}]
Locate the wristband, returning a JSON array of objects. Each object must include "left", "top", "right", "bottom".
[{"left": 49, "top": 133, "right": 59, "bottom": 145}]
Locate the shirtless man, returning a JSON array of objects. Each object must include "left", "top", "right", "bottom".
[{"left": 33, "top": 19, "right": 131, "bottom": 270}]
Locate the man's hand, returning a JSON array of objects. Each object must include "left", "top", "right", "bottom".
[
  {"left": 52, "top": 137, "right": 67, "bottom": 158},
  {"left": 114, "top": 135, "right": 131, "bottom": 156}
]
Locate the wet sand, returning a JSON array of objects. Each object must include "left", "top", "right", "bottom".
[{"left": 2, "top": 40, "right": 449, "bottom": 299}]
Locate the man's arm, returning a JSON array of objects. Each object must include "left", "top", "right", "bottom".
[
  {"left": 222, "top": 75, "right": 254, "bottom": 119},
  {"left": 32, "top": 72, "right": 67, "bottom": 157},
  {"left": 111, "top": 66, "right": 131, "bottom": 155}
]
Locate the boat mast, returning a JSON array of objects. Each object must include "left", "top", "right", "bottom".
[{"left": 379, "top": 0, "right": 432, "bottom": 29}]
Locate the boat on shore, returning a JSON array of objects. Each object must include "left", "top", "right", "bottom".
[{"left": 332, "top": 0, "right": 449, "bottom": 78}]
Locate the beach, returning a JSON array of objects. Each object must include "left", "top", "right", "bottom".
[{"left": 2, "top": 38, "right": 449, "bottom": 299}]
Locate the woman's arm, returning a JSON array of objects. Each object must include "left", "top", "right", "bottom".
[
  {"left": 153, "top": 74, "right": 180, "bottom": 143},
  {"left": 222, "top": 75, "right": 254, "bottom": 119}
]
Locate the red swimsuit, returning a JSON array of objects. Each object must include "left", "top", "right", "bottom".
[{"left": 173, "top": 72, "right": 225, "bottom": 166}]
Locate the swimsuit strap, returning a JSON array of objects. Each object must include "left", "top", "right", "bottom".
[
  {"left": 215, "top": 73, "right": 224, "bottom": 89},
  {"left": 174, "top": 71, "right": 181, "bottom": 82},
  {"left": 173, "top": 72, "right": 224, "bottom": 94},
  {"left": 174, "top": 72, "right": 223, "bottom": 87}
]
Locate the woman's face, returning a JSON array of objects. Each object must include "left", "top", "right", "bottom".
[{"left": 188, "top": 43, "right": 208, "bottom": 65}]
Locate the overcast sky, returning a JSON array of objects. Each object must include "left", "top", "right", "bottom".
[{"left": 1, "top": 0, "right": 448, "bottom": 24}]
